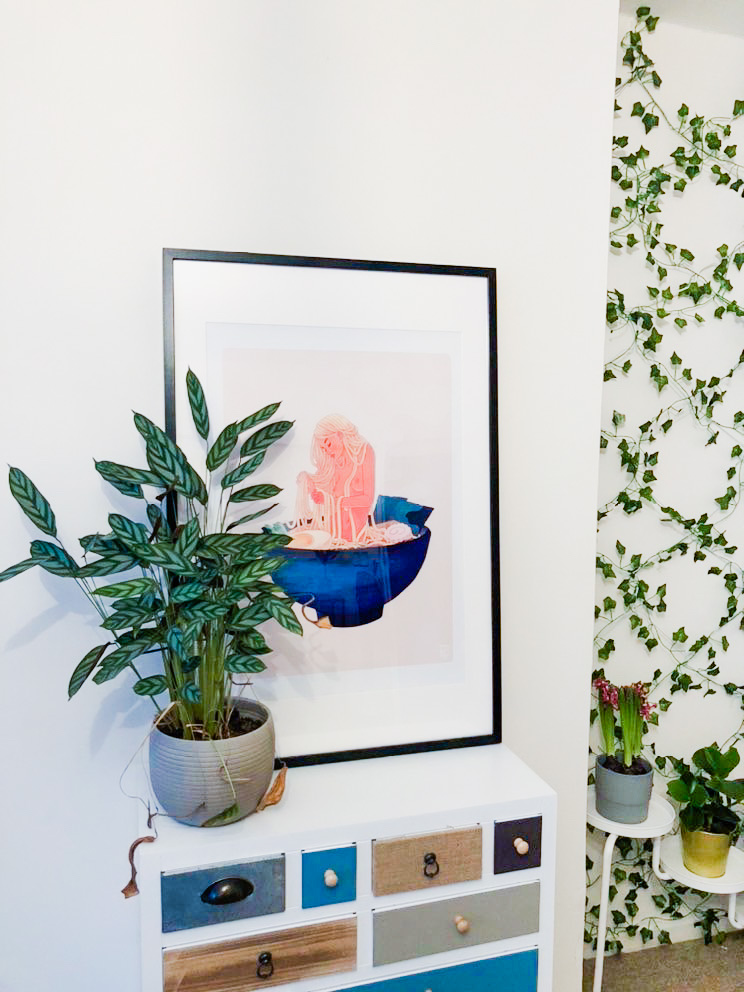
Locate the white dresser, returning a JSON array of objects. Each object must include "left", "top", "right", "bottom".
[{"left": 138, "top": 744, "right": 555, "bottom": 992}]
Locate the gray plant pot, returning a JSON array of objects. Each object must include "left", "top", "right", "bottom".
[
  {"left": 148, "top": 698, "right": 275, "bottom": 827},
  {"left": 595, "top": 754, "right": 653, "bottom": 824}
]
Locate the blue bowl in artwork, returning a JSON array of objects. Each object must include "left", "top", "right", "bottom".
[{"left": 265, "top": 496, "right": 433, "bottom": 627}]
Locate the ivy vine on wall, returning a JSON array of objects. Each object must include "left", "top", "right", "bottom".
[{"left": 588, "top": 7, "right": 744, "bottom": 952}]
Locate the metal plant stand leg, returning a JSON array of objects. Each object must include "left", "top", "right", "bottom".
[{"left": 593, "top": 831, "right": 618, "bottom": 992}]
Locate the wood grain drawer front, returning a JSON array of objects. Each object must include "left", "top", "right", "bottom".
[
  {"left": 162, "top": 917, "right": 357, "bottom": 992},
  {"left": 371, "top": 826, "right": 482, "bottom": 897},
  {"left": 329, "top": 948, "right": 538, "bottom": 992},
  {"left": 372, "top": 882, "right": 540, "bottom": 966},
  {"left": 493, "top": 816, "right": 542, "bottom": 873},
  {"left": 161, "top": 856, "right": 285, "bottom": 934}
]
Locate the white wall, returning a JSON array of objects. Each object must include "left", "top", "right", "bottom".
[{"left": 0, "top": 3, "right": 618, "bottom": 990}]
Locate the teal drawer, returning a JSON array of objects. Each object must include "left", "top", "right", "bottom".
[
  {"left": 331, "top": 949, "right": 538, "bottom": 992},
  {"left": 302, "top": 845, "right": 357, "bottom": 908}
]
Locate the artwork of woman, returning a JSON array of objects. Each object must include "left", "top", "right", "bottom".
[{"left": 294, "top": 414, "right": 377, "bottom": 546}]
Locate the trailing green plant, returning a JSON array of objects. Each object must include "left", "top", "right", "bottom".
[
  {"left": 0, "top": 370, "right": 300, "bottom": 740},
  {"left": 589, "top": 4, "right": 744, "bottom": 952},
  {"left": 666, "top": 744, "right": 744, "bottom": 836}
]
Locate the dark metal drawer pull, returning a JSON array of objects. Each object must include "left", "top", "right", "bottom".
[
  {"left": 256, "top": 951, "right": 274, "bottom": 979},
  {"left": 423, "top": 852, "right": 440, "bottom": 878},
  {"left": 200, "top": 876, "right": 255, "bottom": 905}
]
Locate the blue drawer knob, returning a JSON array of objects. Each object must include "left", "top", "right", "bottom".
[
  {"left": 256, "top": 951, "right": 274, "bottom": 979},
  {"left": 200, "top": 877, "right": 255, "bottom": 905}
]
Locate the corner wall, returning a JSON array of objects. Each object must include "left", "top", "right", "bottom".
[{"left": 0, "top": 3, "right": 619, "bottom": 990}]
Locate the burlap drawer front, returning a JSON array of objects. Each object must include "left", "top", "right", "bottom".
[
  {"left": 162, "top": 917, "right": 357, "bottom": 992},
  {"left": 373, "top": 883, "right": 540, "bottom": 966},
  {"left": 371, "top": 825, "right": 482, "bottom": 897}
]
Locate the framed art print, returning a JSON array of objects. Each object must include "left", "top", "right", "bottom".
[{"left": 163, "top": 249, "right": 499, "bottom": 765}]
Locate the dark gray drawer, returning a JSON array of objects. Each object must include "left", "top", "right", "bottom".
[
  {"left": 494, "top": 816, "right": 542, "bottom": 873},
  {"left": 372, "top": 882, "right": 540, "bottom": 966},
  {"left": 161, "top": 855, "right": 285, "bottom": 933}
]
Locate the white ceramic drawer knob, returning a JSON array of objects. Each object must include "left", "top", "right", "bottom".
[
  {"left": 323, "top": 868, "right": 338, "bottom": 888},
  {"left": 513, "top": 837, "right": 529, "bottom": 856},
  {"left": 454, "top": 913, "right": 470, "bottom": 934}
]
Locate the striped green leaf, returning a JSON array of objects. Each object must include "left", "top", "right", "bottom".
[
  {"left": 169, "top": 580, "right": 207, "bottom": 603},
  {"left": 95, "top": 460, "right": 163, "bottom": 489},
  {"left": 235, "top": 629, "right": 269, "bottom": 652},
  {"left": 179, "top": 682, "right": 202, "bottom": 703},
  {"left": 181, "top": 655, "right": 200, "bottom": 674},
  {"left": 133, "top": 675, "right": 168, "bottom": 696},
  {"left": 229, "top": 601, "right": 271, "bottom": 627},
  {"left": 175, "top": 516, "right": 200, "bottom": 558},
  {"left": 134, "top": 544, "right": 195, "bottom": 576},
  {"left": 100, "top": 603, "right": 157, "bottom": 630},
  {"left": 0, "top": 558, "right": 36, "bottom": 583},
  {"left": 109, "top": 514, "right": 150, "bottom": 549},
  {"left": 68, "top": 644, "right": 108, "bottom": 698},
  {"left": 179, "top": 601, "right": 230, "bottom": 622},
  {"left": 8, "top": 467, "right": 57, "bottom": 536},
  {"left": 226, "top": 504, "right": 277, "bottom": 531},
  {"left": 92, "top": 637, "right": 152, "bottom": 683},
  {"left": 236, "top": 402, "right": 280, "bottom": 433},
  {"left": 30, "top": 540, "right": 78, "bottom": 576},
  {"left": 265, "top": 596, "right": 303, "bottom": 635},
  {"left": 80, "top": 533, "right": 125, "bottom": 554},
  {"left": 167, "top": 626, "right": 188, "bottom": 661},
  {"left": 232, "top": 533, "right": 291, "bottom": 564},
  {"left": 197, "top": 533, "right": 254, "bottom": 555},
  {"left": 240, "top": 420, "right": 294, "bottom": 458},
  {"left": 233, "top": 559, "right": 275, "bottom": 584},
  {"left": 134, "top": 412, "right": 207, "bottom": 503},
  {"left": 186, "top": 369, "right": 210, "bottom": 440},
  {"left": 93, "top": 576, "right": 160, "bottom": 599},
  {"left": 224, "top": 654, "right": 267, "bottom": 674},
  {"left": 206, "top": 423, "right": 239, "bottom": 471},
  {"left": 221, "top": 453, "right": 266, "bottom": 490},
  {"left": 229, "top": 483, "right": 282, "bottom": 505},
  {"left": 77, "top": 552, "right": 140, "bottom": 577},
  {"left": 201, "top": 802, "right": 240, "bottom": 827}
]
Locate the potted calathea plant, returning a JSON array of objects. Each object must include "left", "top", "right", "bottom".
[
  {"left": 666, "top": 745, "right": 744, "bottom": 878},
  {"left": 0, "top": 371, "right": 300, "bottom": 827},
  {"left": 593, "top": 677, "right": 655, "bottom": 823}
]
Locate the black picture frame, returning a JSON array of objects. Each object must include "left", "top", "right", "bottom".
[{"left": 163, "top": 248, "right": 500, "bottom": 765}]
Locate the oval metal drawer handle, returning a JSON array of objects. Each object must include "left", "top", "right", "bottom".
[
  {"left": 453, "top": 913, "right": 470, "bottom": 934},
  {"left": 324, "top": 868, "right": 338, "bottom": 888},
  {"left": 513, "top": 837, "right": 530, "bottom": 856},
  {"left": 256, "top": 951, "right": 274, "bottom": 979},
  {"left": 200, "top": 876, "right": 255, "bottom": 905},
  {"left": 423, "top": 852, "right": 440, "bottom": 878}
]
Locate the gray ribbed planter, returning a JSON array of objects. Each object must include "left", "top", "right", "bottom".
[
  {"left": 595, "top": 754, "right": 653, "bottom": 824},
  {"left": 149, "top": 698, "right": 275, "bottom": 827}
]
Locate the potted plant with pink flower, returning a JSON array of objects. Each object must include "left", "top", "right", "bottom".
[{"left": 593, "top": 677, "right": 656, "bottom": 823}]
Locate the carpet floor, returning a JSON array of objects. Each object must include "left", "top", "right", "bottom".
[{"left": 582, "top": 932, "right": 744, "bottom": 991}]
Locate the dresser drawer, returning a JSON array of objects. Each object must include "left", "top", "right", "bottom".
[
  {"left": 330, "top": 949, "right": 538, "bottom": 992},
  {"left": 494, "top": 816, "right": 542, "bottom": 873},
  {"left": 302, "top": 845, "right": 357, "bottom": 908},
  {"left": 371, "top": 826, "right": 481, "bottom": 897},
  {"left": 372, "top": 882, "right": 540, "bottom": 966},
  {"left": 161, "top": 856, "right": 285, "bottom": 933},
  {"left": 163, "top": 916, "right": 357, "bottom": 992}
]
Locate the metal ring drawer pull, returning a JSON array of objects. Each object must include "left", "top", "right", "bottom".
[
  {"left": 256, "top": 951, "right": 274, "bottom": 979},
  {"left": 513, "top": 837, "right": 530, "bottom": 856},
  {"left": 324, "top": 868, "right": 338, "bottom": 888},
  {"left": 454, "top": 913, "right": 470, "bottom": 934},
  {"left": 423, "top": 852, "right": 440, "bottom": 878},
  {"left": 200, "top": 877, "right": 254, "bottom": 905}
]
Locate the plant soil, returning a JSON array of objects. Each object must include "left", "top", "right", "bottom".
[
  {"left": 157, "top": 706, "right": 264, "bottom": 740},
  {"left": 602, "top": 755, "right": 650, "bottom": 775}
]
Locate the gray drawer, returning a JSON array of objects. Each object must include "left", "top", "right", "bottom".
[
  {"left": 161, "top": 855, "right": 285, "bottom": 933},
  {"left": 372, "top": 882, "right": 540, "bottom": 966}
]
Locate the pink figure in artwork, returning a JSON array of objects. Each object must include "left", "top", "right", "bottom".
[{"left": 294, "top": 414, "right": 376, "bottom": 545}]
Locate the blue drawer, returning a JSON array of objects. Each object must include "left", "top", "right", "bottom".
[
  {"left": 331, "top": 949, "right": 538, "bottom": 992},
  {"left": 302, "top": 845, "right": 357, "bottom": 908}
]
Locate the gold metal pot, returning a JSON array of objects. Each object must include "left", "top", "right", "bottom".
[{"left": 680, "top": 825, "right": 732, "bottom": 878}]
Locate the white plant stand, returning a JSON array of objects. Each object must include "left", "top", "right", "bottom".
[
  {"left": 658, "top": 833, "right": 744, "bottom": 929},
  {"left": 586, "top": 786, "right": 675, "bottom": 992}
]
